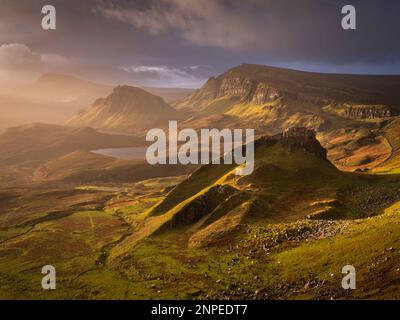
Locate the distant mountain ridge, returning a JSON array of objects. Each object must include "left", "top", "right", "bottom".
[
  {"left": 175, "top": 64, "right": 400, "bottom": 112},
  {"left": 172, "top": 64, "right": 400, "bottom": 172}
]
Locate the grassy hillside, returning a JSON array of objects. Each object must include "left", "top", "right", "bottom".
[
  {"left": 0, "top": 129, "right": 400, "bottom": 299},
  {"left": 2, "top": 64, "right": 400, "bottom": 300},
  {"left": 105, "top": 132, "right": 384, "bottom": 262},
  {"left": 372, "top": 117, "right": 400, "bottom": 173},
  {"left": 2, "top": 135, "right": 400, "bottom": 299}
]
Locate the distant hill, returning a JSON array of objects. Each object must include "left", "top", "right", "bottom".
[
  {"left": 0, "top": 123, "right": 139, "bottom": 166},
  {"left": 0, "top": 74, "right": 193, "bottom": 133},
  {"left": 67, "top": 85, "right": 183, "bottom": 133},
  {"left": 0, "top": 123, "right": 196, "bottom": 187},
  {"left": 33, "top": 149, "right": 195, "bottom": 184}
]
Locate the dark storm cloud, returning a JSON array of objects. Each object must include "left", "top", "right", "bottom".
[
  {"left": 1, "top": 0, "right": 400, "bottom": 87},
  {"left": 98, "top": 0, "right": 400, "bottom": 63}
]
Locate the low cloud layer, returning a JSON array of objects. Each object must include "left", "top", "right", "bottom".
[
  {"left": 0, "top": 43, "right": 73, "bottom": 86},
  {"left": 0, "top": 43, "right": 43, "bottom": 85},
  {"left": 0, "top": 43, "right": 41, "bottom": 71}
]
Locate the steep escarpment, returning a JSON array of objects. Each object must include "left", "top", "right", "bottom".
[
  {"left": 344, "top": 105, "right": 391, "bottom": 119},
  {"left": 324, "top": 104, "right": 392, "bottom": 120},
  {"left": 217, "top": 76, "right": 282, "bottom": 105},
  {"left": 157, "top": 185, "right": 237, "bottom": 231},
  {"left": 175, "top": 64, "right": 400, "bottom": 113},
  {"left": 256, "top": 127, "right": 328, "bottom": 160},
  {"left": 174, "top": 68, "right": 283, "bottom": 111}
]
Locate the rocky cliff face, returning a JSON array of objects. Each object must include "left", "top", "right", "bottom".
[
  {"left": 175, "top": 64, "right": 400, "bottom": 115},
  {"left": 252, "top": 83, "right": 281, "bottom": 105},
  {"left": 230, "top": 76, "right": 279, "bottom": 102},
  {"left": 256, "top": 127, "right": 327, "bottom": 160},
  {"left": 158, "top": 185, "right": 237, "bottom": 230},
  {"left": 342, "top": 105, "right": 391, "bottom": 120},
  {"left": 174, "top": 69, "right": 283, "bottom": 110},
  {"left": 219, "top": 77, "right": 254, "bottom": 98},
  {"left": 217, "top": 76, "right": 281, "bottom": 104}
]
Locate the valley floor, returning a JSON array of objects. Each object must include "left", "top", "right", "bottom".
[{"left": 1, "top": 175, "right": 400, "bottom": 300}]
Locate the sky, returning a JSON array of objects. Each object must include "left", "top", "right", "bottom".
[{"left": 1, "top": 0, "right": 400, "bottom": 88}]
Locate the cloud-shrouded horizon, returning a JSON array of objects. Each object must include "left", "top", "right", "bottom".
[{"left": 1, "top": 0, "right": 400, "bottom": 88}]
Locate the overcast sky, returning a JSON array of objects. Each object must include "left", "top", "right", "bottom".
[{"left": 1, "top": 0, "right": 400, "bottom": 88}]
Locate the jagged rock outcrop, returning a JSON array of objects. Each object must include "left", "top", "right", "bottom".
[
  {"left": 220, "top": 76, "right": 281, "bottom": 104},
  {"left": 174, "top": 68, "right": 284, "bottom": 110},
  {"left": 217, "top": 76, "right": 281, "bottom": 104},
  {"left": 175, "top": 64, "right": 400, "bottom": 117},
  {"left": 252, "top": 83, "right": 281, "bottom": 105},
  {"left": 219, "top": 77, "right": 254, "bottom": 98},
  {"left": 342, "top": 105, "right": 391, "bottom": 119},
  {"left": 256, "top": 127, "right": 327, "bottom": 160}
]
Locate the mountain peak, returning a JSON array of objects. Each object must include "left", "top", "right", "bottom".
[
  {"left": 67, "top": 86, "right": 181, "bottom": 133},
  {"left": 111, "top": 85, "right": 164, "bottom": 101}
]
